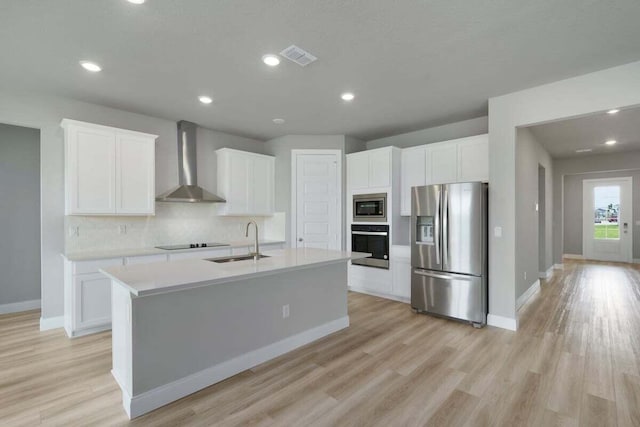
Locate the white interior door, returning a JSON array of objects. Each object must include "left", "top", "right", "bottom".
[
  {"left": 294, "top": 153, "right": 340, "bottom": 250},
  {"left": 583, "top": 177, "right": 632, "bottom": 262}
]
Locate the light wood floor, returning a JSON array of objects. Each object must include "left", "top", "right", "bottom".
[{"left": 2, "top": 260, "right": 640, "bottom": 426}]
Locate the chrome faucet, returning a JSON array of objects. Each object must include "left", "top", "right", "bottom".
[{"left": 245, "top": 220, "right": 260, "bottom": 260}]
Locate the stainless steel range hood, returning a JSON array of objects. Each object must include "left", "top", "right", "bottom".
[{"left": 156, "top": 120, "right": 226, "bottom": 203}]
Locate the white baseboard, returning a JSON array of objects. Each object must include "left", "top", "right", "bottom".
[
  {"left": 538, "top": 266, "right": 554, "bottom": 280},
  {"left": 563, "top": 253, "right": 585, "bottom": 260},
  {"left": 348, "top": 286, "right": 410, "bottom": 304},
  {"left": 516, "top": 280, "right": 540, "bottom": 311},
  {"left": 0, "top": 299, "right": 40, "bottom": 315},
  {"left": 39, "top": 315, "right": 64, "bottom": 331},
  {"left": 124, "top": 316, "right": 350, "bottom": 419},
  {"left": 487, "top": 314, "right": 518, "bottom": 331},
  {"left": 553, "top": 263, "right": 564, "bottom": 270},
  {"left": 66, "top": 323, "right": 112, "bottom": 339}
]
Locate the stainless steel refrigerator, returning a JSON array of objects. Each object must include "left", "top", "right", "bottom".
[{"left": 411, "top": 182, "right": 488, "bottom": 327}]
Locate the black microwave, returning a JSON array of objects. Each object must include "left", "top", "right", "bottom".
[{"left": 353, "top": 193, "right": 387, "bottom": 222}]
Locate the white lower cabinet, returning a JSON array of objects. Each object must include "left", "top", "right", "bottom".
[
  {"left": 74, "top": 273, "right": 112, "bottom": 331},
  {"left": 391, "top": 246, "right": 411, "bottom": 299},
  {"left": 348, "top": 245, "right": 411, "bottom": 302},
  {"left": 64, "top": 257, "right": 124, "bottom": 338}
]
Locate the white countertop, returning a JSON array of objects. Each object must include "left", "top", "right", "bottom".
[
  {"left": 62, "top": 239, "right": 286, "bottom": 261},
  {"left": 101, "top": 248, "right": 370, "bottom": 297}
]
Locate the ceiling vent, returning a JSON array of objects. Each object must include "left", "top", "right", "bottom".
[{"left": 279, "top": 45, "right": 317, "bottom": 67}]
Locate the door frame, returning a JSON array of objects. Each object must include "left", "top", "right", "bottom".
[
  {"left": 582, "top": 176, "right": 632, "bottom": 262},
  {"left": 290, "top": 149, "right": 343, "bottom": 250}
]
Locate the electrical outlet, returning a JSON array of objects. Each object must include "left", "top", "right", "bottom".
[
  {"left": 494, "top": 226, "right": 502, "bottom": 238},
  {"left": 118, "top": 224, "right": 127, "bottom": 235},
  {"left": 68, "top": 226, "right": 79, "bottom": 237},
  {"left": 524, "top": 271, "right": 527, "bottom": 280},
  {"left": 282, "top": 304, "right": 290, "bottom": 319}
]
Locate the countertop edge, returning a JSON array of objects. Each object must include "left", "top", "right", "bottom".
[{"left": 62, "top": 240, "right": 287, "bottom": 261}]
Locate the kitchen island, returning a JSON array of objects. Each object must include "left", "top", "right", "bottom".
[{"left": 101, "top": 247, "right": 369, "bottom": 419}]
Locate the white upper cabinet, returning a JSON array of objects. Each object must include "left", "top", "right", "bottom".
[
  {"left": 347, "top": 152, "right": 370, "bottom": 190},
  {"left": 347, "top": 147, "right": 393, "bottom": 191},
  {"left": 457, "top": 134, "right": 489, "bottom": 183},
  {"left": 62, "top": 119, "right": 157, "bottom": 216},
  {"left": 400, "top": 146, "right": 426, "bottom": 216},
  {"left": 399, "top": 134, "right": 488, "bottom": 216},
  {"left": 216, "top": 148, "right": 275, "bottom": 216},
  {"left": 368, "top": 149, "right": 392, "bottom": 188},
  {"left": 429, "top": 142, "right": 458, "bottom": 185},
  {"left": 116, "top": 133, "right": 156, "bottom": 215}
]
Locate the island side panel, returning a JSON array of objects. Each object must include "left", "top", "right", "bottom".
[
  {"left": 130, "top": 262, "right": 349, "bottom": 397},
  {"left": 111, "top": 282, "right": 133, "bottom": 400}
]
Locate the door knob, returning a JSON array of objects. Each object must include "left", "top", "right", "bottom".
[{"left": 298, "top": 238, "right": 304, "bottom": 242}]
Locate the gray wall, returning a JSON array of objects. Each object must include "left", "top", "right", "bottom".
[
  {"left": 538, "top": 166, "right": 546, "bottom": 272},
  {"left": 0, "top": 124, "right": 41, "bottom": 307},
  {"left": 264, "top": 135, "right": 355, "bottom": 248},
  {"left": 366, "top": 116, "right": 488, "bottom": 150},
  {"left": 515, "top": 128, "right": 553, "bottom": 300},
  {"left": 554, "top": 151, "right": 640, "bottom": 260},
  {"left": 0, "top": 90, "right": 265, "bottom": 321}
]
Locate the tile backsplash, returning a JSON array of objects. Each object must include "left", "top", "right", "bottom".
[{"left": 65, "top": 203, "right": 285, "bottom": 253}]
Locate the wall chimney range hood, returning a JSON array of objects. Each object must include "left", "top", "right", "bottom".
[{"left": 156, "top": 120, "right": 226, "bottom": 203}]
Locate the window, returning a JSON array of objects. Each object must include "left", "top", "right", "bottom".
[{"left": 593, "top": 186, "right": 620, "bottom": 240}]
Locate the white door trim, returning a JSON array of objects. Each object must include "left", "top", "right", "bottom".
[
  {"left": 291, "top": 149, "right": 343, "bottom": 250},
  {"left": 582, "top": 177, "right": 632, "bottom": 262}
]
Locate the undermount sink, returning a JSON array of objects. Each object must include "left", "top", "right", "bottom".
[{"left": 206, "top": 254, "right": 270, "bottom": 263}]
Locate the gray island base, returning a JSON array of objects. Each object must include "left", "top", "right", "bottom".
[{"left": 101, "top": 248, "right": 369, "bottom": 419}]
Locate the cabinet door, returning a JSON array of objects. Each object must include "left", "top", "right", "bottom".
[
  {"left": 116, "top": 134, "right": 155, "bottom": 215},
  {"left": 392, "top": 258, "right": 412, "bottom": 299},
  {"left": 67, "top": 125, "right": 116, "bottom": 214},
  {"left": 429, "top": 144, "right": 458, "bottom": 184},
  {"left": 227, "top": 152, "right": 251, "bottom": 214},
  {"left": 251, "top": 156, "right": 274, "bottom": 215},
  {"left": 368, "top": 149, "right": 391, "bottom": 188},
  {"left": 401, "top": 147, "right": 426, "bottom": 216},
  {"left": 347, "top": 153, "right": 369, "bottom": 190},
  {"left": 457, "top": 135, "right": 489, "bottom": 182},
  {"left": 74, "top": 273, "right": 111, "bottom": 330}
]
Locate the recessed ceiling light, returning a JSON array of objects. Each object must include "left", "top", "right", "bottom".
[
  {"left": 341, "top": 92, "right": 355, "bottom": 101},
  {"left": 262, "top": 55, "right": 280, "bottom": 67},
  {"left": 79, "top": 61, "right": 102, "bottom": 72},
  {"left": 127, "top": 0, "right": 145, "bottom": 4},
  {"left": 607, "top": 109, "right": 620, "bottom": 115},
  {"left": 605, "top": 139, "right": 617, "bottom": 146},
  {"left": 576, "top": 148, "right": 593, "bottom": 153},
  {"left": 198, "top": 95, "right": 213, "bottom": 104},
  {"left": 272, "top": 118, "right": 285, "bottom": 124}
]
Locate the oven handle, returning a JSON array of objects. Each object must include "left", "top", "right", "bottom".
[{"left": 351, "top": 231, "right": 389, "bottom": 236}]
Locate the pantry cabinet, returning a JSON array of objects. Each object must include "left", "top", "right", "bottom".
[
  {"left": 62, "top": 119, "right": 157, "bottom": 216},
  {"left": 216, "top": 148, "right": 275, "bottom": 216}
]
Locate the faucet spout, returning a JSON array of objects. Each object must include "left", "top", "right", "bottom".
[{"left": 245, "top": 220, "right": 260, "bottom": 260}]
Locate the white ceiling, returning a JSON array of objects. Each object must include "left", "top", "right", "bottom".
[
  {"left": 1, "top": 0, "right": 640, "bottom": 140},
  {"left": 528, "top": 106, "right": 640, "bottom": 158}
]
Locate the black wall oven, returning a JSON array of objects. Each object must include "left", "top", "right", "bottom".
[
  {"left": 353, "top": 193, "right": 387, "bottom": 222},
  {"left": 351, "top": 224, "right": 389, "bottom": 269}
]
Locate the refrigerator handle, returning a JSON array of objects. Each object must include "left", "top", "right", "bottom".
[
  {"left": 413, "top": 269, "right": 473, "bottom": 281},
  {"left": 443, "top": 187, "right": 449, "bottom": 267},
  {"left": 435, "top": 188, "right": 440, "bottom": 265}
]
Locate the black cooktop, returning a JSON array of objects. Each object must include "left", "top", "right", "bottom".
[{"left": 155, "top": 242, "right": 229, "bottom": 250}]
